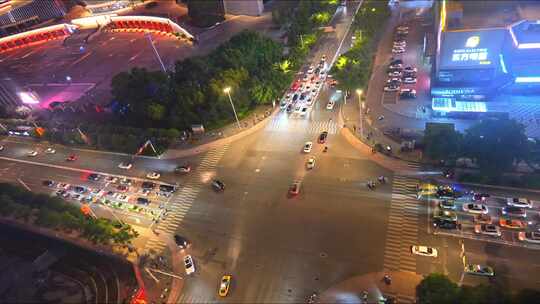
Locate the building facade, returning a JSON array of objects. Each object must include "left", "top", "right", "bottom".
[{"left": 0, "top": 0, "right": 69, "bottom": 36}]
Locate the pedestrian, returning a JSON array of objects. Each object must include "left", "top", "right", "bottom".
[{"left": 353, "top": 125, "right": 357, "bottom": 132}]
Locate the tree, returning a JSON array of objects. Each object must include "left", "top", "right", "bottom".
[
  {"left": 416, "top": 273, "right": 459, "bottom": 304},
  {"left": 146, "top": 102, "right": 165, "bottom": 121},
  {"left": 423, "top": 123, "right": 462, "bottom": 162},
  {"left": 458, "top": 284, "right": 509, "bottom": 304},
  {"left": 462, "top": 119, "right": 530, "bottom": 177},
  {"left": 512, "top": 289, "right": 540, "bottom": 304}
]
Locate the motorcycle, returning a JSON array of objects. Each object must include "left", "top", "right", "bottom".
[{"left": 323, "top": 146, "right": 328, "bottom": 152}]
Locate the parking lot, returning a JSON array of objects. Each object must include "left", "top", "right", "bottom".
[
  {"left": 420, "top": 184, "right": 540, "bottom": 250},
  {"left": 46, "top": 173, "right": 177, "bottom": 226}
]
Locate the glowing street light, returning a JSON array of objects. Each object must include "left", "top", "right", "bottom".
[
  {"left": 356, "top": 89, "right": 364, "bottom": 139},
  {"left": 223, "top": 87, "right": 241, "bottom": 129}
]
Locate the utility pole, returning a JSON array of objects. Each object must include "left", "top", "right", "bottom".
[
  {"left": 223, "top": 87, "right": 241, "bottom": 129},
  {"left": 356, "top": 89, "right": 364, "bottom": 139}
]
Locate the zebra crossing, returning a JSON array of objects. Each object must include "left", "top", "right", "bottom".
[
  {"left": 383, "top": 175, "right": 421, "bottom": 274},
  {"left": 406, "top": 161, "right": 421, "bottom": 170},
  {"left": 265, "top": 117, "right": 339, "bottom": 134},
  {"left": 144, "top": 145, "right": 229, "bottom": 253}
]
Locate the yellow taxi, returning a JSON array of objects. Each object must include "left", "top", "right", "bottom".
[{"left": 219, "top": 275, "right": 232, "bottom": 297}]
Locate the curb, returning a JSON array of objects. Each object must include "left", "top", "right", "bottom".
[
  {"left": 340, "top": 127, "right": 412, "bottom": 173},
  {"left": 161, "top": 107, "right": 278, "bottom": 159}
]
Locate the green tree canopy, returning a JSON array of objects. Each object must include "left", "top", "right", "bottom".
[
  {"left": 423, "top": 123, "right": 462, "bottom": 162},
  {"left": 462, "top": 119, "right": 530, "bottom": 176},
  {"left": 416, "top": 273, "right": 460, "bottom": 304}
]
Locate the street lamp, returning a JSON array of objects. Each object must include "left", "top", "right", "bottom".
[
  {"left": 223, "top": 87, "right": 241, "bottom": 129},
  {"left": 356, "top": 89, "right": 364, "bottom": 139}
]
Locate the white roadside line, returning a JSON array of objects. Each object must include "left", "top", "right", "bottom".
[
  {"left": 0, "top": 156, "right": 175, "bottom": 187},
  {"left": 1, "top": 138, "right": 159, "bottom": 160}
]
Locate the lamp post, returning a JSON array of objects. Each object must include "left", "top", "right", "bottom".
[
  {"left": 223, "top": 87, "right": 241, "bottom": 129},
  {"left": 356, "top": 89, "right": 364, "bottom": 139}
]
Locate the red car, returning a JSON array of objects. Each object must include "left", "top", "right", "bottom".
[
  {"left": 117, "top": 185, "right": 129, "bottom": 192},
  {"left": 288, "top": 181, "right": 301, "bottom": 197},
  {"left": 66, "top": 154, "right": 77, "bottom": 161}
]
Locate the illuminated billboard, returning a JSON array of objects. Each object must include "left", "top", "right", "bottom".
[{"left": 439, "top": 29, "right": 508, "bottom": 70}]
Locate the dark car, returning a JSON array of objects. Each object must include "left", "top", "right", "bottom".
[
  {"left": 88, "top": 173, "right": 101, "bottom": 181},
  {"left": 141, "top": 182, "right": 156, "bottom": 190},
  {"left": 174, "top": 234, "right": 191, "bottom": 249},
  {"left": 390, "top": 58, "right": 403, "bottom": 65},
  {"left": 212, "top": 179, "right": 225, "bottom": 192},
  {"left": 136, "top": 197, "right": 150, "bottom": 205},
  {"left": 159, "top": 184, "right": 176, "bottom": 193},
  {"left": 42, "top": 180, "right": 55, "bottom": 187},
  {"left": 502, "top": 206, "right": 526, "bottom": 218},
  {"left": 399, "top": 89, "right": 416, "bottom": 99},
  {"left": 73, "top": 186, "right": 86, "bottom": 194},
  {"left": 286, "top": 104, "right": 293, "bottom": 113},
  {"left": 141, "top": 182, "right": 155, "bottom": 190},
  {"left": 473, "top": 193, "right": 490, "bottom": 201},
  {"left": 433, "top": 218, "right": 460, "bottom": 230},
  {"left": 436, "top": 186, "right": 455, "bottom": 199},
  {"left": 318, "top": 131, "right": 328, "bottom": 143}
]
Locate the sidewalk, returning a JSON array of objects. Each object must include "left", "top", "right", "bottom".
[
  {"left": 162, "top": 105, "right": 276, "bottom": 159},
  {"left": 340, "top": 97, "right": 422, "bottom": 166},
  {"left": 320, "top": 270, "right": 422, "bottom": 304}
]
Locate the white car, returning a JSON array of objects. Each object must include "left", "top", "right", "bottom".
[
  {"left": 306, "top": 157, "right": 315, "bottom": 169},
  {"left": 184, "top": 255, "right": 196, "bottom": 275},
  {"left": 307, "top": 66, "right": 314, "bottom": 74},
  {"left": 387, "top": 78, "right": 402, "bottom": 84},
  {"left": 45, "top": 148, "right": 56, "bottom": 154},
  {"left": 411, "top": 245, "right": 438, "bottom": 257},
  {"left": 146, "top": 172, "right": 161, "bottom": 180},
  {"left": 393, "top": 42, "right": 406, "bottom": 48},
  {"left": 518, "top": 231, "right": 540, "bottom": 243},
  {"left": 403, "top": 67, "right": 418, "bottom": 73},
  {"left": 306, "top": 98, "right": 313, "bottom": 106},
  {"left": 388, "top": 71, "right": 402, "bottom": 78},
  {"left": 0, "top": 145, "right": 4, "bottom": 151},
  {"left": 474, "top": 224, "right": 501, "bottom": 237},
  {"left": 117, "top": 194, "right": 130, "bottom": 202},
  {"left": 384, "top": 86, "right": 400, "bottom": 92},
  {"left": 392, "top": 47, "right": 405, "bottom": 54},
  {"left": 27, "top": 150, "right": 38, "bottom": 157},
  {"left": 462, "top": 203, "right": 488, "bottom": 214},
  {"left": 403, "top": 77, "right": 417, "bottom": 84},
  {"left": 91, "top": 189, "right": 105, "bottom": 197},
  {"left": 299, "top": 107, "right": 308, "bottom": 117},
  {"left": 118, "top": 162, "right": 133, "bottom": 170},
  {"left": 303, "top": 142, "right": 313, "bottom": 153},
  {"left": 326, "top": 100, "right": 335, "bottom": 110},
  {"left": 506, "top": 197, "right": 532, "bottom": 208}
]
